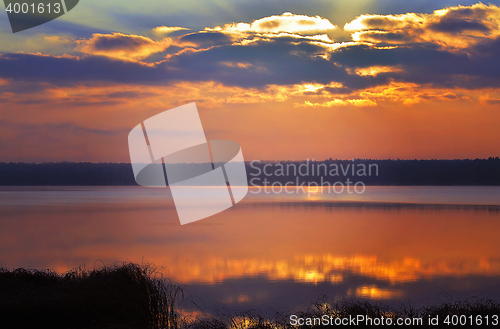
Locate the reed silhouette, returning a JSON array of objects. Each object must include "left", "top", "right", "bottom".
[{"left": 0, "top": 263, "right": 183, "bottom": 329}]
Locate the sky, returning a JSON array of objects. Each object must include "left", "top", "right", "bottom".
[{"left": 0, "top": 0, "right": 499, "bottom": 162}]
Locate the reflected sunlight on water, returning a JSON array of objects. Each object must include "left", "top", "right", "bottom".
[
  {"left": 0, "top": 186, "right": 499, "bottom": 311},
  {"left": 145, "top": 254, "right": 500, "bottom": 285},
  {"left": 352, "top": 285, "right": 403, "bottom": 300}
]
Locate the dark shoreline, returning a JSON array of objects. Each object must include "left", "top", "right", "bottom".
[{"left": 1, "top": 158, "right": 500, "bottom": 186}]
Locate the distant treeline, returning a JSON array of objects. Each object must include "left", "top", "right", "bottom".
[
  {"left": 247, "top": 158, "right": 500, "bottom": 186},
  {"left": 0, "top": 162, "right": 136, "bottom": 186},
  {"left": 0, "top": 158, "right": 499, "bottom": 186}
]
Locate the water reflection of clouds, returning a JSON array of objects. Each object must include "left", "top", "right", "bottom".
[
  {"left": 183, "top": 275, "right": 500, "bottom": 312},
  {"left": 155, "top": 254, "right": 500, "bottom": 285},
  {"left": 1, "top": 187, "right": 500, "bottom": 311}
]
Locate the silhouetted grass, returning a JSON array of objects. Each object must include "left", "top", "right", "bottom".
[
  {"left": 184, "top": 296, "right": 500, "bottom": 328},
  {"left": 1, "top": 263, "right": 500, "bottom": 328},
  {"left": 0, "top": 263, "right": 183, "bottom": 329}
]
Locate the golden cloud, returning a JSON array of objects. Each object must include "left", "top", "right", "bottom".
[
  {"left": 210, "top": 12, "right": 337, "bottom": 35},
  {"left": 344, "top": 3, "right": 500, "bottom": 49},
  {"left": 287, "top": 81, "right": 480, "bottom": 107},
  {"left": 350, "top": 65, "right": 404, "bottom": 76},
  {"left": 152, "top": 26, "right": 190, "bottom": 35},
  {"left": 344, "top": 13, "right": 423, "bottom": 32},
  {"left": 357, "top": 82, "right": 473, "bottom": 105},
  {"left": 76, "top": 33, "right": 172, "bottom": 61},
  {"left": 302, "top": 99, "right": 377, "bottom": 107}
]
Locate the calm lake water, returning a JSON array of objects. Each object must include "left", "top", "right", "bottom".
[{"left": 0, "top": 186, "right": 499, "bottom": 314}]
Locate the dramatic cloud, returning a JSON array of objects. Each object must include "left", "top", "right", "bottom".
[
  {"left": 302, "top": 98, "right": 377, "bottom": 107},
  {"left": 211, "top": 12, "right": 337, "bottom": 35},
  {"left": 1, "top": 1, "right": 500, "bottom": 164},
  {"left": 176, "top": 31, "right": 233, "bottom": 48},
  {"left": 0, "top": 3, "right": 499, "bottom": 108},
  {"left": 349, "top": 66, "right": 403, "bottom": 77},
  {"left": 76, "top": 33, "right": 172, "bottom": 61},
  {"left": 152, "top": 26, "right": 190, "bottom": 35},
  {"left": 344, "top": 3, "right": 500, "bottom": 49}
]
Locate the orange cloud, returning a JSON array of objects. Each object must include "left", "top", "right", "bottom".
[
  {"left": 355, "top": 82, "right": 474, "bottom": 105},
  {"left": 212, "top": 12, "right": 337, "bottom": 35},
  {"left": 344, "top": 3, "right": 500, "bottom": 50},
  {"left": 301, "top": 99, "right": 377, "bottom": 107},
  {"left": 350, "top": 65, "right": 403, "bottom": 76},
  {"left": 289, "top": 81, "right": 478, "bottom": 107},
  {"left": 76, "top": 33, "right": 172, "bottom": 61},
  {"left": 196, "top": 13, "right": 338, "bottom": 52},
  {"left": 152, "top": 26, "right": 189, "bottom": 35}
]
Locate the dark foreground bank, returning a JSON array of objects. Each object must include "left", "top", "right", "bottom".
[
  {"left": 1, "top": 263, "right": 499, "bottom": 329},
  {"left": 0, "top": 263, "right": 182, "bottom": 329}
]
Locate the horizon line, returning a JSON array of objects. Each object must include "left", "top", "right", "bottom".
[{"left": 1, "top": 157, "right": 500, "bottom": 164}]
